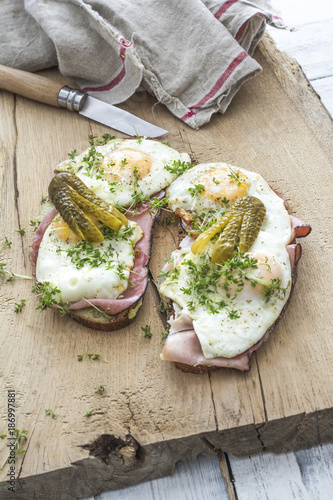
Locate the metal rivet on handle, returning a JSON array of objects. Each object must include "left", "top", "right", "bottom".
[{"left": 57, "top": 86, "right": 87, "bottom": 112}]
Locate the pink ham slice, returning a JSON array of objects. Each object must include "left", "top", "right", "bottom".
[
  {"left": 290, "top": 215, "right": 311, "bottom": 240},
  {"left": 29, "top": 193, "right": 163, "bottom": 316},
  {"left": 161, "top": 329, "right": 271, "bottom": 372},
  {"left": 30, "top": 207, "right": 58, "bottom": 267},
  {"left": 161, "top": 220, "right": 310, "bottom": 372}
]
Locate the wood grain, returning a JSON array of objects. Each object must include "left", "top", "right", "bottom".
[{"left": 0, "top": 34, "right": 332, "bottom": 500}]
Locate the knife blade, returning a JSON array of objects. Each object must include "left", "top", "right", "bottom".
[{"left": 0, "top": 65, "right": 168, "bottom": 138}]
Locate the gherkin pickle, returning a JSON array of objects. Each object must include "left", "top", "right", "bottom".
[
  {"left": 191, "top": 195, "right": 266, "bottom": 262},
  {"left": 239, "top": 198, "right": 266, "bottom": 253},
  {"left": 48, "top": 172, "right": 128, "bottom": 242},
  {"left": 211, "top": 213, "right": 242, "bottom": 263}
]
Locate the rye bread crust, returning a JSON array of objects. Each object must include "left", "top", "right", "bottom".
[{"left": 68, "top": 296, "right": 144, "bottom": 332}]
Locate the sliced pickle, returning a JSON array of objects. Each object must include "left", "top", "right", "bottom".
[
  {"left": 211, "top": 213, "right": 242, "bottom": 263},
  {"left": 239, "top": 198, "right": 266, "bottom": 252},
  {"left": 59, "top": 172, "right": 128, "bottom": 226},
  {"left": 191, "top": 212, "right": 233, "bottom": 255},
  {"left": 191, "top": 195, "right": 266, "bottom": 261},
  {"left": 69, "top": 188, "right": 122, "bottom": 231},
  {"left": 48, "top": 172, "right": 128, "bottom": 242},
  {"left": 51, "top": 185, "right": 104, "bottom": 242}
]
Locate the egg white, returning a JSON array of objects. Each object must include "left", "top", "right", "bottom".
[
  {"left": 159, "top": 164, "right": 293, "bottom": 359},
  {"left": 56, "top": 139, "right": 191, "bottom": 208},
  {"left": 36, "top": 218, "right": 143, "bottom": 303}
]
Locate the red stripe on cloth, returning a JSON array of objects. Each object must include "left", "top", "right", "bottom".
[
  {"left": 180, "top": 51, "right": 248, "bottom": 121},
  {"left": 180, "top": 110, "right": 195, "bottom": 122},
  {"left": 82, "top": 40, "right": 128, "bottom": 93},
  {"left": 214, "top": 0, "right": 239, "bottom": 19},
  {"left": 192, "top": 51, "right": 248, "bottom": 109},
  {"left": 235, "top": 20, "right": 248, "bottom": 41}
]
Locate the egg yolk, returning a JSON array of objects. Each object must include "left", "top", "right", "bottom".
[
  {"left": 102, "top": 148, "right": 152, "bottom": 181},
  {"left": 53, "top": 217, "right": 82, "bottom": 244},
  {"left": 199, "top": 168, "right": 248, "bottom": 204},
  {"left": 53, "top": 214, "right": 99, "bottom": 244},
  {"left": 236, "top": 253, "right": 285, "bottom": 299}
]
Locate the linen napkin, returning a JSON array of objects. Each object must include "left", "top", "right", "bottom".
[{"left": 0, "top": 0, "right": 284, "bottom": 129}]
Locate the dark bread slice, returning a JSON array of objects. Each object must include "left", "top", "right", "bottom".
[{"left": 68, "top": 297, "right": 144, "bottom": 332}]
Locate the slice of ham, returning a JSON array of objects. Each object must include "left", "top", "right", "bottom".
[
  {"left": 29, "top": 193, "right": 164, "bottom": 316},
  {"left": 290, "top": 215, "right": 311, "bottom": 240},
  {"left": 161, "top": 217, "right": 310, "bottom": 372},
  {"left": 161, "top": 329, "right": 271, "bottom": 372},
  {"left": 30, "top": 207, "right": 58, "bottom": 267}
]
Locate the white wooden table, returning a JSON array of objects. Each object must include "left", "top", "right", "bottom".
[{"left": 81, "top": 1, "right": 333, "bottom": 499}]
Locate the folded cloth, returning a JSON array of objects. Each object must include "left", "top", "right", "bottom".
[{"left": 0, "top": 0, "right": 284, "bottom": 129}]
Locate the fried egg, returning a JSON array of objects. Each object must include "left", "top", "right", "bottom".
[
  {"left": 56, "top": 139, "right": 191, "bottom": 208},
  {"left": 167, "top": 163, "right": 250, "bottom": 224},
  {"left": 36, "top": 216, "right": 143, "bottom": 303},
  {"left": 159, "top": 164, "right": 292, "bottom": 359}
]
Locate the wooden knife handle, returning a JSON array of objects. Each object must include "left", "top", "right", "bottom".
[{"left": 0, "top": 65, "right": 63, "bottom": 107}]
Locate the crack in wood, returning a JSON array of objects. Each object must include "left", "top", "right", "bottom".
[
  {"left": 12, "top": 96, "right": 26, "bottom": 265},
  {"left": 223, "top": 452, "right": 239, "bottom": 500},
  {"left": 208, "top": 372, "right": 219, "bottom": 433},
  {"left": 253, "top": 353, "right": 268, "bottom": 423},
  {"left": 16, "top": 428, "right": 35, "bottom": 481}
]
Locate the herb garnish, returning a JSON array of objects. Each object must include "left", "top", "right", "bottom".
[
  {"left": 45, "top": 409, "right": 57, "bottom": 419},
  {"left": 95, "top": 385, "right": 106, "bottom": 395},
  {"left": 1, "top": 236, "right": 12, "bottom": 250},
  {"left": 160, "top": 331, "right": 168, "bottom": 343},
  {"left": 14, "top": 299, "right": 27, "bottom": 313},
  {"left": 78, "top": 348, "right": 108, "bottom": 363},
  {"left": 162, "top": 251, "right": 287, "bottom": 319},
  {"left": 188, "top": 184, "right": 205, "bottom": 198},
  {"left": 32, "top": 282, "right": 70, "bottom": 316},
  {"left": 141, "top": 319, "right": 152, "bottom": 338},
  {"left": 228, "top": 166, "right": 243, "bottom": 187},
  {"left": 164, "top": 160, "right": 193, "bottom": 177}
]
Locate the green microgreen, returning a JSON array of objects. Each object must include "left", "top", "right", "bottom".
[
  {"left": 164, "top": 160, "right": 193, "bottom": 176},
  {"left": 95, "top": 385, "right": 106, "bottom": 395},
  {"left": 148, "top": 196, "right": 170, "bottom": 216},
  {"left": 30, "top": 216, "right": 41, "bottom": 231},
  {"left": 85, "top": 408, "right": 95, "bottom": 417},
  {"left": 141, "top": 319, "right": 152, "bottom": 338},
  {"left": 227, "top": 166, "right": 243, "bottom": 187},
  {"left": 32, "top": 282, "right": 70, "bottom": 316},
  {"left": 1, "top": 236, "right": 12, "bottom": 251},
  {"left": 78, "top": 348, "right": 108, "bottom": 363},
  {"left": 68, "top": 149, "right": 77, "bottom": 160},
  {"left": 160, "top": 331, "right": 168, "bottom": 343},
  {"left": 14, "top": 299, "right": 27, "bottom": 313},
  {"left": 45, "top": 409, "right": 57, "bottom": 419}
]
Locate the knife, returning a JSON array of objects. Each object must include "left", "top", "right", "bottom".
[{"left": 0, "top": 65, "right": 167, "bottom": 138}]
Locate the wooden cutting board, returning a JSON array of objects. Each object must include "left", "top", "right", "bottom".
[{"left": 0, "top": 35, "right": 332, "bottom": 500}]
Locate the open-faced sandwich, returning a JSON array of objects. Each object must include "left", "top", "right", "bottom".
[
  {"left": 157, "top": 163, "right": 311, "bottom": 372},
  {"left": 29, "top": 137, "right": 191, "bottom": 330}
]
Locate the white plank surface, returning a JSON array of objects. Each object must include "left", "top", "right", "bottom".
[
  {"left": 94, "top": 455, "right": 229, "bottom": 500},
  {"left": 229, "top": 443, "right": 333, "bottom": 500},
  {"left": 80, "top": 1, "right": 333, "bottom": 499}
]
